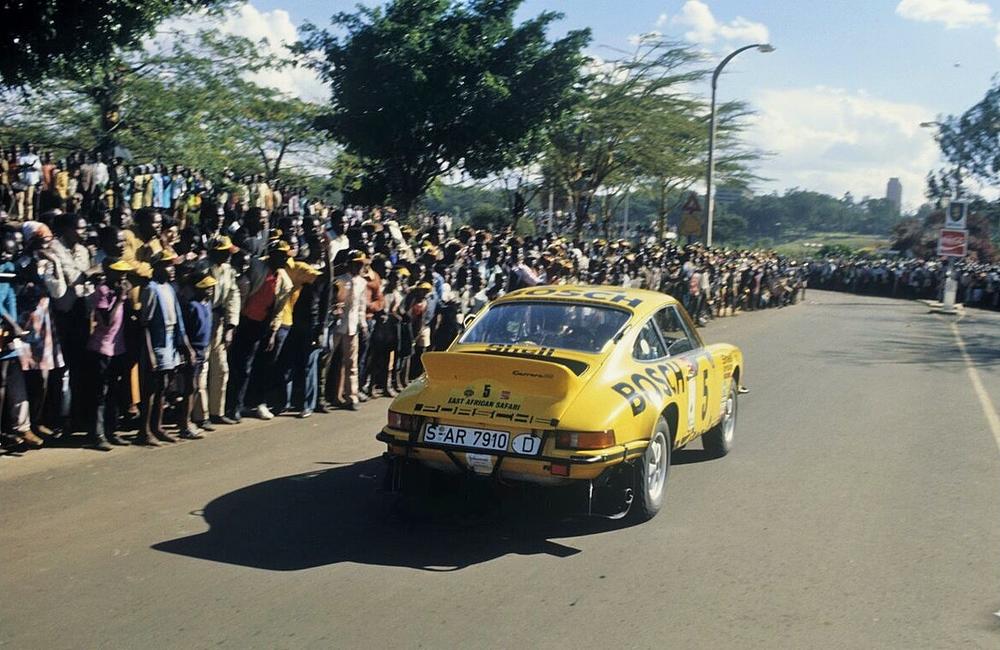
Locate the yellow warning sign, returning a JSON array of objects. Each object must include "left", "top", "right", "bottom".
[{"left": 679, "top": 192, "right": 702, "bottom": 236}]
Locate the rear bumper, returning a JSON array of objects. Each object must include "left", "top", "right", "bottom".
[{"left": 376, "top": 430, "right": 631, "bottom": 482}]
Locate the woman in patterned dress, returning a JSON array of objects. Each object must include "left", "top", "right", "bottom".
[{"left": 15, "top": 221, "right": 67, "bottom": 437}]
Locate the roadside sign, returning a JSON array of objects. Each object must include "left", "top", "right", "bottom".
[
  {"left": 938, "top": 228, "right": 968, "bottom": 257},
  {"left": 944, "top": 200, "right": 967, "bottom": 229},
  {"left": 682, "top": 193, "right": 702, "bottom": 215},
  {"left": 679, "top": 192, "right": 702, "bottom": 236}
]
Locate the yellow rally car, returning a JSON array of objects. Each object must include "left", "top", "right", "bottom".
[{"left": 377, "top": 285, "right": 743, "bottom": 521}]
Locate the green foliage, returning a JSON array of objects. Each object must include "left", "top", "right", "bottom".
[
  {"left": 467, "top": 203, "right": 510, "bottom": 230},
  {"left": 296, "top": 0, "right": 590, "bottom": 215},
  {"left": 420, "top": 183, "right": 506, "bottom": 216},
  {"left": 514, "top": 217, "right": 536, "bottom": 236},
  {"left": 937, "top": 76, "right": 1000, "bottom": 187},
  {"left": 0, "top": 30, "right": 326, "bottom": 178},
  {"left": 891, "top": 200, "right": 998, "bottom": 261},
  {"left": 723, "top": 189, "right": 904, "bottom": 242},
  {"left": 816, "top": 243, "right": 856, "bottom": 257},
  {"left": 1, "top": 0, "right": 234, "bottom": 87},
  {"left": 710, "top": 209, "right": 747, "bottom": 244},
  {"left": 542, "top": 36, "right": 760, "bottom": 238},
  {"left": 773, "top": 233, "right": 890, "bottom": 258}
]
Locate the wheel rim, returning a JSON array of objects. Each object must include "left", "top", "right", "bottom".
[
  {"left": 722, "top": 389, "right": 737, "bottom": 445},
  {"left": 645, "top": 432, "right": 667, "bottom": 502}
]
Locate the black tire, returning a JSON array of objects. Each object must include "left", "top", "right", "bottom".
[
  {"left": 703, "top": 383, "right": 737, "bottom": 458},
  {"left": 629, "top": 416, "right": 671, "bottom": 522}
]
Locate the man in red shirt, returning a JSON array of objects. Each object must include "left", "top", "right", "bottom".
[
  {"left": 225, "top": 241, "right": 292, "bottom": 422},
  {"left": 358, "top": 257, "right": 385, "bottom": 399}
]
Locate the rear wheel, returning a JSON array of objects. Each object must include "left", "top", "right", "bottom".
[
  {"left": 629, "top": 417, "right": 671, "bottom": 522},
  {"left": 703, "top": 383, "right": 737, "bottom": 458}
]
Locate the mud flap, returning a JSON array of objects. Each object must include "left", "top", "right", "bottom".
[{"left": 586, "top": 462, "right": 635, "bottom": 519}]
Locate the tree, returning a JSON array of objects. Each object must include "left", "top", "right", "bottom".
[
  {"left": 936, "top": 75, "right": 1000, "bottom": 186},
  {"left": 220, "top": 84, "right": 329, "bottom": 179},
  {"left": 892, "top": 203, "right": 997, "bottom": 261},
  {"left": 0, "top": 30, "right": 326, "bottom": 177},
  {"left": 542, "top": 36, "right": 759, "bottom": 238},
  {"left": 1, "top": 0, "right": 233, "bottom": 87},
  {"left": 296, "top": 0, "right": 590, "bottom": 215}
]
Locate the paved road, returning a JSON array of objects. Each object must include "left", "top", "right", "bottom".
[{"left": 2, "top": 290, "right": 999, "bottom": 649}]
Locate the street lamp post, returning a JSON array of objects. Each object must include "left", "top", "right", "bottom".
[
  {"left": 705, "top": 43, "right": 774, "bottom": 247},
  {"left": 920, "top": 120, "right": 962, "bottom": 312}
]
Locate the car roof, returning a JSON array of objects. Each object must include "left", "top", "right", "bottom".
[{"left": 496, "top": 284, "right": 676, "bottom": 318}]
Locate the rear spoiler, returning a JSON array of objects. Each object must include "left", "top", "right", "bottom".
[{"left": 421, "top": 351, "right": 578, "bottom": 398}]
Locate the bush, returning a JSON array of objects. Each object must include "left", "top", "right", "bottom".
[{"left": 468, "top": 204, "right": 510, "bottom": 230}]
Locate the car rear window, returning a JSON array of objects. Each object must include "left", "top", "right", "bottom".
[{"left": 460, "top": 301, "right": 630, "bottom": 354}]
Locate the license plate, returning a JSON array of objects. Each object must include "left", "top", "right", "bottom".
[{"left": 423, "top": 423, "right": 510, "bottom": 452}]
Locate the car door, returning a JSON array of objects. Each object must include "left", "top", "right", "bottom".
[
  {"left": 654, "top": 305, "right": 719, "bottom": 440},
  {"left": 630, "top": 318, "right": 673, "bottom": 434}
]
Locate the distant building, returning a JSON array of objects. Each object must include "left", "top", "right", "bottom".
[{"left": 886, "top": 178, "right": 902, "bottom": 214}]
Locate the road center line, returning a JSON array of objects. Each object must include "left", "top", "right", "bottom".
[{"left": 950, "top": 321, "right": 1000, "bottom": 454}]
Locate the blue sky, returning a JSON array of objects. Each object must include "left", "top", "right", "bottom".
[{"left": 189, "top": 0, "right": 1000, "bottom": 208}]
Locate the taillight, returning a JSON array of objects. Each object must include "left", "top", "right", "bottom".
[
  {"left": 554, "top": 429, "right": 615, "bottom": 450},
  {"left": 387, "top": 411, "right": 421, "bottom": 433}
]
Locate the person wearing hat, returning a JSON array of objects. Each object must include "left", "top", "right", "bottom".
[
  {"left": 256, "top": 240, "right": 321, "bottom": 418},
  {"left": 403, "top": 280, "right": 435, "bottom": 380},
  {"left": 204, "top": 235, "right": 241, "bottom": 426},
  {"left": 176, "top": 271, "right": 217, "bottom": 439},
  {"left": 381, "top": 265, "right": 411, "bottom": 394},
  {"left": 16, "top": 220, "right": 68, "bottom": 441},
  {"left": 84, "top": 259, "right": 134, "bottom": 450},
  {"left": 328, "top": 249, "right": 369, "bottom": 410},
  {"left": 225, "top": 238, "right": 292, "bottom": 422},
  {"left": 136, "top": 248, "right": 193, "bottom": 445},
  {"left": 278, "top": 229, "right": 330, "bottom": 418}
]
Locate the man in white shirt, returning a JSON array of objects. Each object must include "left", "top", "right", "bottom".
[
  {"left": 329, "top": 249, "right": 368, "bottom": 409},
  {"left": 327, "top": 210, "right": 350, "bottom": 269},
  {"left": 16, "top": 143, "right": 41, "bottom": 219}
]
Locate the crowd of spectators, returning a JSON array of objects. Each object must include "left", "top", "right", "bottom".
[
  {"left": 805, "top": 257, "right": 1000, "bottom": 309},
  {"left": 0, "top": 142, "right": 806, "bottom": 454}
]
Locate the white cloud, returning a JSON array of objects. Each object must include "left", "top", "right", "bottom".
[
  {"left": 663, "top": 1, "right": 770, "bottom": 46},
  {"left": 747, "top": 86, "right": 941, "bottom": 210},
  {"left": 157, "top": 2, "right": 327, "bottom": 102},
  {"left": 896, "top": 0, "right": 993, "bottom": 29}
]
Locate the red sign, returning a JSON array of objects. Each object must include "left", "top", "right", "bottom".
[{"left": 938, "top": 229, "right": 968, "bottom": 258}]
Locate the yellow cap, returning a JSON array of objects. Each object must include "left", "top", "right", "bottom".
[{"left": 150, "top": 249, "right": 181, "bottom": 266}]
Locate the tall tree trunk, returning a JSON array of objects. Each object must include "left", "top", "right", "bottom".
[
  {"left": 511, "top": 191, "right": 526, "bottom": 230},
  {"left": 657, "top": 181, "right": 667, "bottom": 240},
  {"left": 93, "top": 66, "right": 124, "bottom": 157},
  {"left": 573, "top": 193, "right": 591, "bottom": 239}
]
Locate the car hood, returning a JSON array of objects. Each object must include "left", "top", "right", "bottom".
[{"left": 392, "top": 350, "right": 595, "bottom": 430}]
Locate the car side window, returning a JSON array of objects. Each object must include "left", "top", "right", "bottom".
[
  {"left": 633, "top": 320, "right": 667, "bottom": 361},
  {"left": 654, "top": 306, "right": 697, "bottom": 356}
]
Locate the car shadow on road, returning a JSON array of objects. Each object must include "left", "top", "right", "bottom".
[
  {"left": 671, "top": 448, "right": 718, "bottom": 465},
  {"left": 153, "top": 457, "right": 645, "bottom": 572}
]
